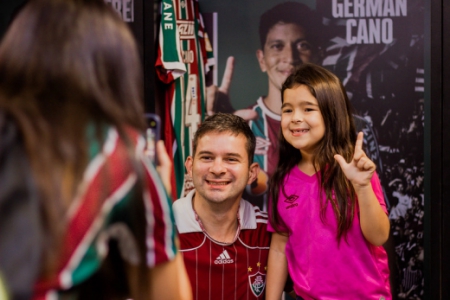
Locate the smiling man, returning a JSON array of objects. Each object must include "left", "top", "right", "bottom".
[{"left": 173, "top": 113, "right": 271, "bottom": 299}]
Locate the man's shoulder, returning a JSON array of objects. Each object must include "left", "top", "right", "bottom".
[
  {"left": 240, "top": 199, "right": 268, "bottom": 226},
  {"left": 178, "top": 230, "right": 207, "bottom": 251},
  {"left": 173, "top": 194, "right": 207, "bottom": 250},
  {"left": 173, "top": 191, "right": 202, "bottom": 234},
  {"left": 172, "top": 195, "right": 191, "bottom": 212},
  {"left": 239, "top": 200, "right": 271, "bottom": 248}
]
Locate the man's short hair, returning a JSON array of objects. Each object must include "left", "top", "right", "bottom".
[
  {"left": 192, "top": 113, "right": 256, "bottom": 164},
  {"left": 259, "top": 1, "right": 323, "bottom": 49}
]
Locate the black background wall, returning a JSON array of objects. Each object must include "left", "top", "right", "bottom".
[
  {"left": 0, "top": 0, "right": 26, "bottom": 38},
  {"left": 426, "top": 0, "right": 450, "bottom": 298}
]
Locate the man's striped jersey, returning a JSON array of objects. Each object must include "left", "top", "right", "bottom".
[{"left": 173, "top": 190, "right": 271, "bottom": 300}]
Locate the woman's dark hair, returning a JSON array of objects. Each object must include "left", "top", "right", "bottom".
[
  {"left": 0, "top": 0, "right": 149, "bottom": 296},
  {"left": 269, "top": 63, "right": 357, "bottom": 241}
]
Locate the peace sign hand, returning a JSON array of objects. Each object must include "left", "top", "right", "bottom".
[
  {"left": 334, "top": 132, "right": 376, "bottom": 188},
  {"left": 206, "top": 56, "right": 257, "bottom": 120}
]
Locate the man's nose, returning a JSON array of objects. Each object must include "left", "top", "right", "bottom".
[{"left": 209, "top": 159, "right": 226, "bottom": 174}]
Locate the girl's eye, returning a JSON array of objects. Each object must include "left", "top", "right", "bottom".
[{"left": 282, "top": 108, "right": 292, "bottom": 113}]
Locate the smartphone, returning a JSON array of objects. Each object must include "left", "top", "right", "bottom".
[{"left": 144, "top": 113, "right": 161, "bottom": 163}]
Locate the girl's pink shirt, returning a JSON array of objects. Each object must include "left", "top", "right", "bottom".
[{"left": 268, "top": 167, "right": 391, "bottom": 300}]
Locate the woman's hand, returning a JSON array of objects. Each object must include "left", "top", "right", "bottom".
[{"left": 155, "top": 140, "right": 172, "bottom": 195}]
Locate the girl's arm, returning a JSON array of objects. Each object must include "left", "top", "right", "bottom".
[
  {"left": 266, "top": 232, "right": 289, "bottom": 300},
  {"left": 354, "top": 181, "right": 390, "bottom": 246},
  {"left": 334, "top": 132, "right": 390, "bottom": 246}
]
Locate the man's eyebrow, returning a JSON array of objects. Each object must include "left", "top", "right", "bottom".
[
  {"left": 225, "top": 153, "right": 243, "bottom": 158},
  {"left": 197, "top": 150, "right": 213, "bottom": 156},
  {"left": 196, "top": 151, "right": 243, "bottom": 158}
]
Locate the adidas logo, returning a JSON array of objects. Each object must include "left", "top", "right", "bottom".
[{"left": 214, "top": 250, "right": 234, "bottom": 264}]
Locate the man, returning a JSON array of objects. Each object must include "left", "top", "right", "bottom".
[
  {"left": 207, "top": 2, "right": 324, "bottom": 209},
  {"left": 173, "top": 113, "right": 271, "bottom": 299}
]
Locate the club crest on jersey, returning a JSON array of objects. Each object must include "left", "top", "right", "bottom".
[
  {"left": 248, "top": 272, "right": 266, "bottom": 297},
  {"left": 177, "top": 20, "right": 195, "bottom": 39}
]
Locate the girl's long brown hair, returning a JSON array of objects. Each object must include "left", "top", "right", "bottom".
[
  {"left": 269, "top": 63, "right": 357, "bottom": 241},
  {"left": 0, "top": 0, "right": 151, "bottom": 297}
]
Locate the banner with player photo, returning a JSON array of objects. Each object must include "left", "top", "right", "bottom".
[{"left": 200, "top": 0, "right": 425, "bottom": 298}]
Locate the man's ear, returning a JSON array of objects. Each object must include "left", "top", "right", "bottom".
[
  {"left": 256, "top": 49, "right": 267, "bottom": 72},
  {"left": 185, "top": 156, "right": 194, "bottom": 177},
  {"left": 247, "top": 162, "right": 260, "bottom": 185}
]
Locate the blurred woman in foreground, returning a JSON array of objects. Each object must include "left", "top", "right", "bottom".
[{"left": 0, "top": 0, "right": 191, "bottom": 299}]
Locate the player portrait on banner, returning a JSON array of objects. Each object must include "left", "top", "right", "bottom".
[{"left": 200, "top": 0, "right": 425, "bottom": 298}]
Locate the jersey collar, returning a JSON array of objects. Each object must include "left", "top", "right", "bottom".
[{"left": 173, "top": 189, "right": 257, "bottom": 233}]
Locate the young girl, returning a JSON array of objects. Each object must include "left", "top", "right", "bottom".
[{"left": 266, "top": 64, "right": 391, "bottom": 300}]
